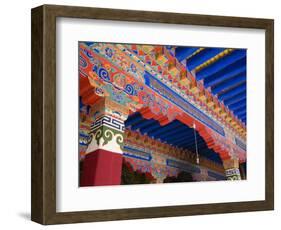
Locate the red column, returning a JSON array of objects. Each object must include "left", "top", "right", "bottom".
[
  {"left": 80, "top": 98, "right": 128, "bottom": 187},
  {"left": 81, "top": 149, "right": 123, "bottom": 186}
]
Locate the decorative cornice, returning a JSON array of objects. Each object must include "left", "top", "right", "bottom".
[
  {"left": 79, "top": 43, "right": 246, "bottom": 162},
  {"left": 124, "top": 129, "right": 225, "bottom": 174},
  {"left": 123, "top": 44, "right": 246, "bottom": 139}
]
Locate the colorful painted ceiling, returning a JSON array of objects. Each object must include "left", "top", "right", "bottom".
[
  {"left": 126, "top": 112, "right": 223, "bottom": 164},
  {"left": 124, "top": 45, "right": 247, "bottom": 164},
  {"left": 79, "top": 42, "right": 247, "bottom": 165},
  {"left": 175, "top": 46, "right": 246, "bottom": 125}
]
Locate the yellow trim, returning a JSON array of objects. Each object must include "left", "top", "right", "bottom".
[
  {"left": 186, "top": 48, "right": 205, "bottom": 60},
  {"left": 194, "top": 48, "right": 234, "bottom": 72}
]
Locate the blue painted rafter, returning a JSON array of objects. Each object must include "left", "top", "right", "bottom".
[
  {"left": 196, "top": 50, "right": 246, "bottom": 80},
  {"left": 240, "top": 114, "right": 247, "bottom": 120},
  {"left": 181, "top": 140, "right": 205, "bottom": 149},
  {"left": 172, "top": 134, "right": 200, "bottom": 145},
  {"left": 156, "top": 126, "right": 191, "bottom": 139},
  {"left": 148, "top": 122, "right": 182, "bottom": 136},
  {"left": 236, "top": 110, "right": 246, "bottom": 116},
  {"left": 218, "top": 84, "right": 246, "bottom": 101},
  {"left": 131, "top": 119, "right": 156, "bottom": 130},
  {"left": 228, "top": 100, "right": 246, "bottom": 110},
  {"left": 175, "top": 47, "right": 199, "bottom": 62},
  {"left": 203, "top": 58, "right": 246, "bottom": 88},
  {"left": 184, "top": 136, "right": 205, "bottom": 145},
  {"left": 186, "top": 48, "right": 225, "bottom": 71},
  {"left": 233, "top": 106, "right": 246, "bottom": 114},
  {"left": 211, "top": 74, "right": 246, "bottom": 95},
  {"left": 161, "top": 132, "right": 195, "bottom": 142},
  {"left": 141, "top": 124, "right": 162, "bottom": 134},
  {"left": 224, "top": 92, "right": 246, "bottom": 106},
  {"left": 163, "top": 133, "right": 195, "bottom": 143}
]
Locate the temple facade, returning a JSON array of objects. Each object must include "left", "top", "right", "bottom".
[{"left": 78, "top": 42, "right": 247, "bottom": 186}]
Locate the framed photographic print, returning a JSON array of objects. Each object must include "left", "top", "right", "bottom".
[{"left": 31, "top": 4, "right": 274, "bottom": 225}]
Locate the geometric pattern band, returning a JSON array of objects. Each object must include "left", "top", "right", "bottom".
[
  {"left": 90, "top": 115, "right": 125, "bottom": 132},
  {"left": 225, "top": 168, "right": 241, "bottom": 180},
  {"left": 225, "top": 168, "right": 241, "bottom": 177}
]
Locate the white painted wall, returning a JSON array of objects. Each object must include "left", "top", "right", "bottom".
[{"left": 0, "top": 0, "right": 279, "bottom": 229}]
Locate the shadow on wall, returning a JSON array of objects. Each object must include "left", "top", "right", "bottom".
[
  {"left": 121, "top": 160, "right": 156, "bottom": 184},
  {"left": 163, "top": 171, "right": 194, "bottom": 183}
]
